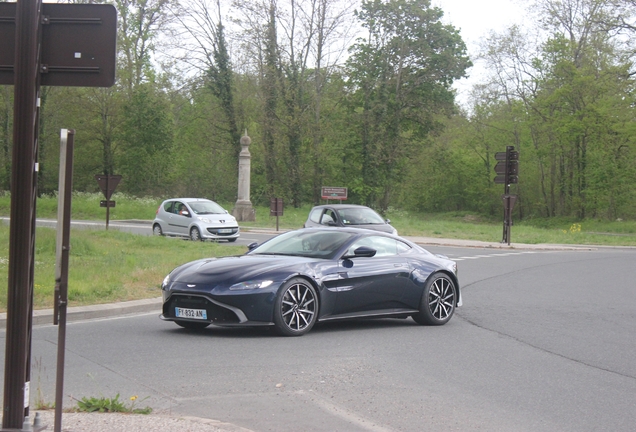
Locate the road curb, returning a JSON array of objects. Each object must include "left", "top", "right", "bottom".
[{"left": 0, "top": 297, "right": 162, "bottom": 330}]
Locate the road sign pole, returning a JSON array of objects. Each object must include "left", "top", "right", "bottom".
[
  {"left": 53, "top": 129, "right": 74, "bottom": 432},
  {"left": 3, "top": 0, "right": 42, "bottom": 429},
  {"left": 105, "top": 175, "right": 110, "bottom": 230}
]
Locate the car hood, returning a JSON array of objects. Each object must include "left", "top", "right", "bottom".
[
  {"left": 170, "top": 254, "right": 316, "bottom": 285},
  {"left": 192, "top": 214, "right": 236, "bottom": 223}
]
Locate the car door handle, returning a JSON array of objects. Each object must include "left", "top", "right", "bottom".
[{"left": 394, "top": 263, "right": 404, "bottom": 267}]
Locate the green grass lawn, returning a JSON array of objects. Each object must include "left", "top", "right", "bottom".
[
  {"left": 1, "top": 192, "right": 635, "bottom": 311},
  {"left": 0, "top": 225, "right": 245, "bottom": 312}
]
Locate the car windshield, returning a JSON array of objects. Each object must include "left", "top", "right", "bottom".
[
  {"left": 188, "top": 200, "right": 226, "bottom": 215},
  {"left": 338, "top": 208, "right": 385, "bottom": 225},
  {"left": 250, "top": 230, "right": 355, "bottom": 258}
]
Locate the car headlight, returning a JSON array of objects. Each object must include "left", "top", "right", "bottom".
[
  {"left": 197, "top": 216, "right": 211, "bottom": 223},
  {"left": 162, "top": 273, "right": 171, "bottom": 289},
  {"left": 229, "top": 280, "right": 274, "bottom": 290}
]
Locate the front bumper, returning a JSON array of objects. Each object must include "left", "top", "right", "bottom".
[
  {"left": 200, "top": 225, "right": 240, "bottom": 240},
  {"left": 161, "top": 287, "right": 278, "bottom": 327}
]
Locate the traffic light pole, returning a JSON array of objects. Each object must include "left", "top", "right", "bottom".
[
  {"left": 502, "top": 146, "right": 512, "bottom": 244},
  {"left": 494, "top": 146, "right": 519, "bottom": 246}
]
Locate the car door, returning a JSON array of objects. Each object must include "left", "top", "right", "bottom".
[
  {"left": 332, "top": 235, "right": 411, "bottom": 316},
  {"left": 170, "top": 201, "right": 191, "bottom": 237}
]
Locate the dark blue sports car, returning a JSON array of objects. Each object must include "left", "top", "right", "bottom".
[{"left": 160, "top": 228, "right": 461, "bottom": 336}]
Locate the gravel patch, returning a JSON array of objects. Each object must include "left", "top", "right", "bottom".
[{"left": 20, "top": 411, "right": 254, "bottom": 432}]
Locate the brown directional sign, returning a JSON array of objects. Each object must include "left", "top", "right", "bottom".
[
  {"left": 495, "top": 151, "right": 519, "bottom": 161},
  {"left": 0, "top": 3, "right": 117, "bottom": 87},
  {"left": 494, "top": 175, "right": 518, "bottom": 184},
  {"left": 270, "top": 198, "right": 284, "bottom": 216},
  {"left": 494, "top": 161, "right": 519, "bottom": 175},
  {"left": 95, "top": 174, "right": 121, "bottom": 200},
  {"left": 321, "top": 186, "right": 348, "bottom": 200}
]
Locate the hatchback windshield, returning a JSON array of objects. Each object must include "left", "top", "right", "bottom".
[
  {"left": 339, "top": 208, "right": 385, "bottom": 225},
  {"left": 188, "top": 200, "right": 226, "bottom": 215}
]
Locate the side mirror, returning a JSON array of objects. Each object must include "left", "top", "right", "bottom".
[
  {"left": 181, "top": 211, "right": 190, "bottom": 216},
  {"left": 343, "top": 246, "right": 377, "bottom": 259},
  {"left": 385, "top": 219, "right": 391, "bottom": 224},
  {"left": 247, "top": 242, "right": 259, "bottom": 251}
]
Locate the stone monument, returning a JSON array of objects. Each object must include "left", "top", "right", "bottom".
[{"left": 232, "top": 131, "right": 256, "bottom": 221}]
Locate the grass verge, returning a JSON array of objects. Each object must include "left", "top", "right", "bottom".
[{"left": 0, "top": 225, "right": 245, "bottom": 312}]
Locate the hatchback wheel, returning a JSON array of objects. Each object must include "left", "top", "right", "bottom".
[
  {"left": 153, "top": 224, "right": 163, "bottom": 236},
  {"left": 412, "top": 273, "right": 456, "bottom": 325},
  {"left": 190, "top": 227, "right": 202, "bottom": 241},
  {"left": 273, "top": 278, "right": 318, "bottom": 336}
]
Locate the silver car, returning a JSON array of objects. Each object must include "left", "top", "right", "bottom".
[
  {"left": 303, "top": 204, "right": 398, "bottom": 235},
  {"left": 153, "top": 198, "right": 240, "bottom": 242}
]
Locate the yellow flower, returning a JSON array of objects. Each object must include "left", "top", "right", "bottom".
[{"left": 130, "top": 396, "right": 138, "bottom": 401}]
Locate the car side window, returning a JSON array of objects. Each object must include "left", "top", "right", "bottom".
[
  {"left": 321, "top": 209, "right": 337, "bottom": 225},
  {"left": 163, "top": 201, "right": 174, "bottom": 213},
  {"left": 346, "top": 236, "right": 398, "bottom": 257},
  {"left": 396, "top": 241, "right": 412, "bottom": 254},
  {"left": 175, "top": 202, "right": 188, "bottom": 216},
  {"left": 309, "top": 208, "right": 322, "bottom": 223}
]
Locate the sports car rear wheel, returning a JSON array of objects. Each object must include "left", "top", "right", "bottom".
[
  {"left": 175, "top": 320, "right": 210, "bottom": 330},
  {"left": 412, "top": 273, "right": 456, "bottom": 326},
  {"left": 273, "top": 278, "right": 318, "bottom": 336},
  {"left": 190, "top": 227, "right": 202, "bottom": 241}
]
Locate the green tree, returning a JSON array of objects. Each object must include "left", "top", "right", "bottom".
[{"left": 345, "top": 0, "right": 471, "bottom": 210}]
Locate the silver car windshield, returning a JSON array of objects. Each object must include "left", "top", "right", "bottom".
[
  {"left": 338, "top": 208, "right": 385, "bottom": 225},
  {"left": 188, "top": 201, "right": 226, "bottom": 215},
  {"left": 250, "top": 230, "right": 355, "bottom": 258}
]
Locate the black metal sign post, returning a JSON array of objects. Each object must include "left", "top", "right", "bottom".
[
  {"left": 53, "top": 129, "right": 74, "bottom": 432},
  {"left": 494, "top": 146, "right": 519, "bottom": 245},
  {"left": 1, "top": 2, "right": 116, "bottom": 430},
  {"left": 2, "top": 0, "right": 42, "bottom": 429},
  {"left": 270, "top": 198, "right": 284, "bottom": 231},
  {"left": 95, "top": 174, "right": 122, "bottom": 229}
]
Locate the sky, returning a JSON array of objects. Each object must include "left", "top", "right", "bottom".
[{"left": 432, "top": 0, "right": 527, "bottom": 105}]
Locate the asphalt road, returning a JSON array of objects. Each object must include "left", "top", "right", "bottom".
[{"left": 2, "top": 245, "right": 634, "bottom": 431}]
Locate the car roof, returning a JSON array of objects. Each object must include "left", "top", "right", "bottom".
[
  {"left": 300, "top": 226, "right": 395, "bottom": 237},
  {"left": 311, "top": 204, "right": 371, "bottom": 210},
  {"left": 163, "top": 198, "right": 213, "bottom": 203}
]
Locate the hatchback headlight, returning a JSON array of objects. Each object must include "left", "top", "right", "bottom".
[
  {"left": 229, "top": 280, "right": 274, "bottom": 290},
  {"left": 197, "top": 216, "right": 211, "bottom": 223}
]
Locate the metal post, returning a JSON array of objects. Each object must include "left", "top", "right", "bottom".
[
  {"left": 53, "top": 129, "right": 74, "bottom": 432},
  {"left": 501, "top": 146, "right": 513, "bottom": 244},
  {"left": 3, "top": 0, "right": 42, "bottom": 429},
  {"left": 105, "top": 175, "right": 110, "bottom": 230}
]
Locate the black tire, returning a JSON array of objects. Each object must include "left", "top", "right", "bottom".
[
  {"left": 175, "top": 320, "right": 210, "bottom": 330},
  {"left": 412, "top": 273, "right": 456, "bottom": 326},
  {"left": 152, "top": 224, "right": 163, "bottom": 236},
  {"left": 273, "top": 278, "right": 318, "bottom": 336},
  {"left": 228, "top": 238, "right": 237, "bottom": 243},
  {"left": 190, "top": 227, "right": 202, "bottom": 241}
]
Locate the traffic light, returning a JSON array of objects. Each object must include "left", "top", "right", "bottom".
[{"left": 494, "top": 146, "right": 519, "bottom": 185}]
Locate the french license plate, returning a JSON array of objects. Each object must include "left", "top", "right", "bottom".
[
  {"left": 218, "top": 228, "right": 232, "bottom": 234},
  {"left": 175, "top": 307, "right": 207, "bottom": 320}
]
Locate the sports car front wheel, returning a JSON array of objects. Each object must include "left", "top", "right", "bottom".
[
  {"left": 273, "top": 278, "right": 318, "bottom": 336},
  {"left": 412, "top": 273, "right": 456, "bottom": 326}
]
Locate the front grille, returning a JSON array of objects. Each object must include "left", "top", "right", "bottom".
[
  {"left": 206, "top": 227, "right": 239, "bottom": 236},
  {"left": 165, "top": 294, "right": 240, "bottom": 324}
]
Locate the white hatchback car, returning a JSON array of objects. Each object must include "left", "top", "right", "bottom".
[{"left": 153, "top": 198, "right": 240, "bottom": 242}]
